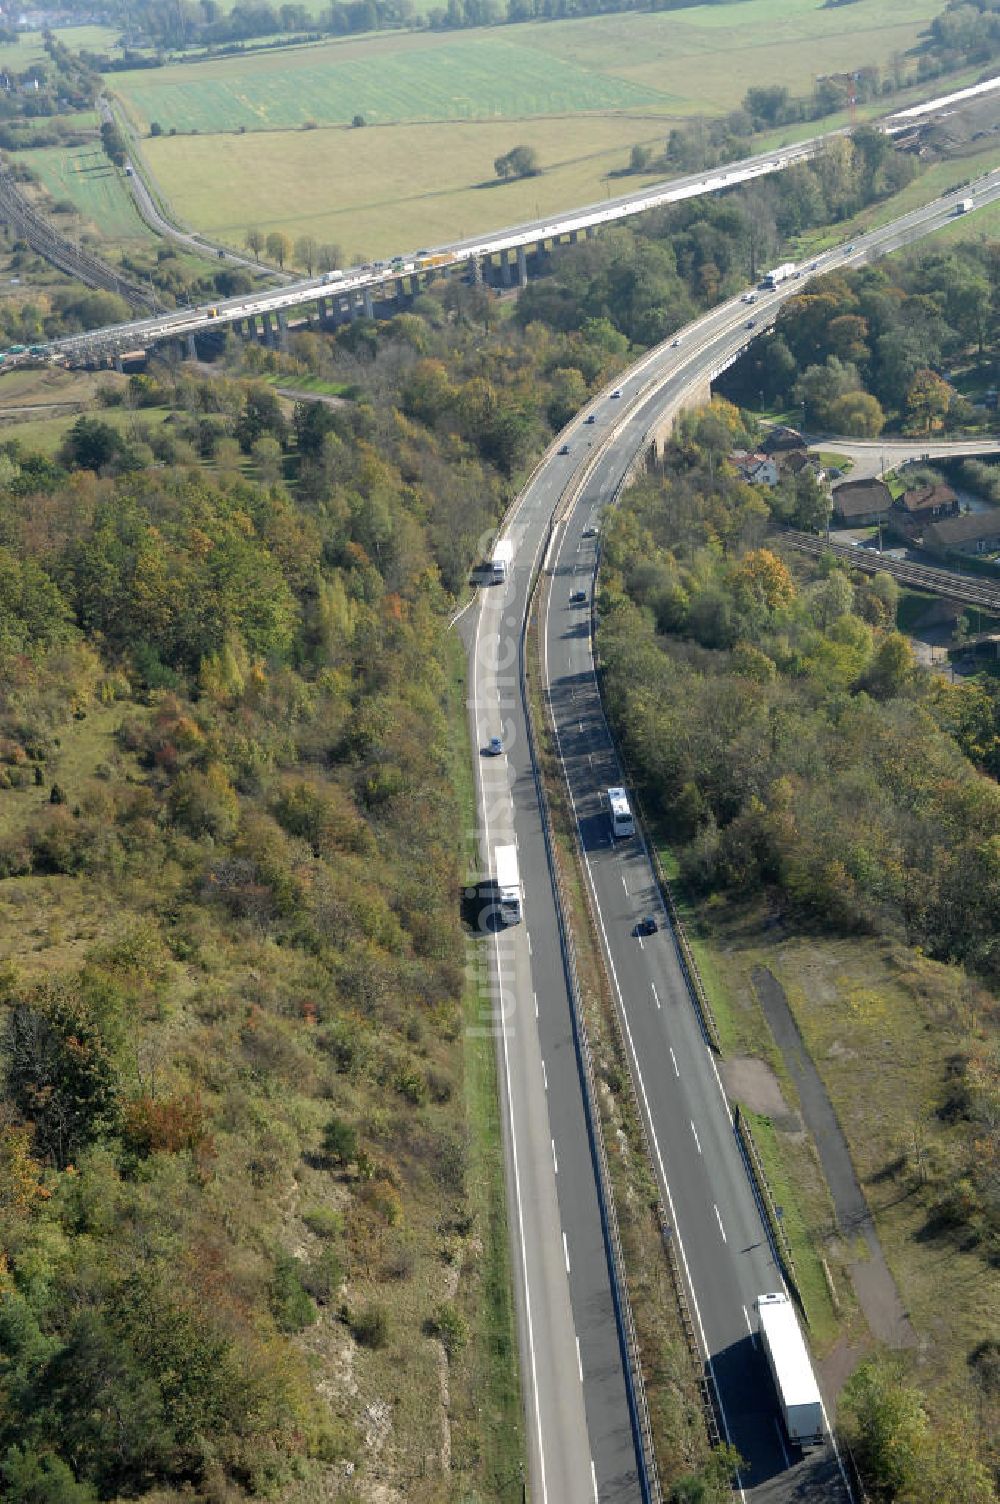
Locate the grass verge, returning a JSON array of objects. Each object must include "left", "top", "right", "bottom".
[{"left": 446, "top": 629, "right": 525, "bottom": 1499}]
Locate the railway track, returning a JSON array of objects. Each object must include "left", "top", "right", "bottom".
[
  {"left": 783, "top": 528, "right": 1000, "bottom": 612},
  {"left": 0, "top": 167, "right": 154, "bottom": 314}
]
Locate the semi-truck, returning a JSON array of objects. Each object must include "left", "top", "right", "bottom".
[
  {"left": 756, "top": 1292, "right": 824, "bottom": 1447},
  {"left": 490, "top": 537, "right": 514, "bottom": 584},
  {"left": 760, "top": 262, "right": 796, "bottom": 290},
  {"left": 955, "top": 197, "right": 974, "bottom": 214},
  {"left": 494, "top": 844, "right": 522, "bottom": 925}
]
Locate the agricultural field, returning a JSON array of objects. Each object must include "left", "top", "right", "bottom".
[
  {"left": 113, "top": 32, "right": 663, "bottom": 133},
  {"left": 19, "top": 144, "right": 155, "bottom": 245},
  {"left": 139, "top": 113, "right": 667, "bottom": 257},
  {"left": 0, "top": 23, "right": 124, "bottom": 71},
  {"left": 117, "top": 0, "right": 950, "bottom": 254}
]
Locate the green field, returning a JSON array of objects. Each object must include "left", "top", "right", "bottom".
[
  {"left": 0, "top": 24, "right": 124, "bottom": 70},
  {"left": 114, "top": 0, "right": 940, "bottom": 134},
  {"left": 115, "top": 33, "right": 664, "bottom": 133},
  {"left": 142, "top": 113, "right": 666, "bottom": 256},
  {"left": 19, "top": 144, "right": 155, "bottom": 244}
]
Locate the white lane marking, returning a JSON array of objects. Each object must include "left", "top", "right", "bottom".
[
  {"left": 714, "top": 1204, "right": 728, "bottom": 1243},
  {"left": 651, "top": 982, "right": 660, "bottom": 1010},
  {"left": 563, "top": 1232, "right": 571, "bottom": 1274},
  {"left": 579, "top": 721, "right": 584, "bottom": 733},
  {"left": 552, "top": 1139, "right": 559, "bottom": 1176},
  {"left": 621, "top": 874, "right": 628, "bottom": 894},
  {"left": 541, "top": 1059, "right": 548, "bottom": 1091},
  {"left": 534, "top": 990, "right": 539, "bottom": 1017},
  {"left": 471, "top": 556, "right": 551, "bottom": 1504},
  {"left": 527, "top": 931, "right": 532, "bottom": 956},
  {"left": 591, "top": 1459, "right": 599, "bottom": 1504},
  {"left": 670, "top": 1046, "right": 679, "bottom": 1076},
  {"left": 541, "top": 557, "right": 747, "bottom": 1504},
  {"left": 690, "top": 1120, "right": 702, "bottom": 1154},
  {"left": 637, "top": 935, "right": 643, "bottom": 951},
  {"left": 743, "top": 1305, "right": 758, "bottom": 1347},
  {"left": 576, "top": 1335, "right": 583, "bottom": 1383}
]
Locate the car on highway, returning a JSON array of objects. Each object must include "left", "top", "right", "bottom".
[
  {"left": 585, "top": 414, "right": 596, "bottom": 424},
  {"left": 742, "top": 292, "right": 756, "bottom": 303},
  {"left": 845, "top": 244, "right": 855, "bottom": 253},
  {"left": 582, "top": 525, "right": 598, "bottom": 538},
  {"left": 635, "top": 915, "right": 658, "bottom": 937},
  {"left": 610, "top": 388, "right": 622, "bottom": 398},
  {"left": 670, "top": 337, "right": 681, "bottom": 347},
  {"left": 570, "top": 589, "right": 587, "bottom": 605},
  {"left": 558, "top": 443, "right": 571, "bottom": 454},
  {"left": 486, "top": 736, "right": 504, "bottom": 756},
  {"left": 745, "top": 318, "right": 757, "bottom": 329}
]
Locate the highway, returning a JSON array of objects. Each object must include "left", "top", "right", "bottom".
[
  {"left": 465, "top": 172, "right": 1000, "bottom": 1504},
  {"left": 26, "top": 73, "right": 997, "bottom": 365}
]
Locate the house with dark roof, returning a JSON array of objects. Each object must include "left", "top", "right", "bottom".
[
  {"left": 923, "top": 510, "right": 1000, "bottom": 556},
  {"left": 761, "top": 425, "right": 805, "bottom": 453},
  {"left": 778, "top": 449, "right": 823, "bottom": 478},
  {"left": 896, "top": 482, "right": 959, "bottom": 524},
  {"left": 831, "top": 478, "right": 892, "bottom": 526}
]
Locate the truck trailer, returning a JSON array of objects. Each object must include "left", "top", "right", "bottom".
[
  {"left": 494, "top": 844, "right": 522, "bottom": 925},
  {"left": 760, "top": 262, "right": 796, "bottom": 290},
  {"left": 955, "top": 197, "right": 974, "bottom": 214},
  {"left": 490, "top": 537, "right": 514, "bottom": 584},
  {"left": 756, "top": 1292, "right": 824, "bottom": 1447}
]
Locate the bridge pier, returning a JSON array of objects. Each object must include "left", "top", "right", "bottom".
[
  {"left": 113, "top": 353, "right": 124, "bottom": 373},
  {"left": 276, "top": 308, "right": 289, "bottom": 351},
  {"left": 500, "top": 250, "right": 513, "bottom": 287},
  {"left": 186, "top": 333, "right": 197, "bottom": 360},
  {"left": 517, "top": 245, "right": 528, "bottom": 288},
  {"left": 585, "top": 224, "right": 597, "bottom": 240},
  {"left": 468, "top": 254, "right": 482, "bottom": 285},
  {"left": 363, "top": 289, "right": 374, "bottom": 319}
]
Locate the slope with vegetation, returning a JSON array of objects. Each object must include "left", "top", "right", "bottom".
[{"left": 0, "top": 289, "right": 641, "bottom": 1501}]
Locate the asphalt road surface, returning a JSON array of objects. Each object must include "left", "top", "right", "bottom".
[{"left": 470, "top": 174, "right": 1000, "bottom": 1504}]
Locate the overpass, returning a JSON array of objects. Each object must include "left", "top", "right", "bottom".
[{"left": 11, "top": 73, "right": 997, "bottom": 370}]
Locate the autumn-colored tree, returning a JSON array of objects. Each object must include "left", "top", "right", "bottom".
[{"left": 905, "top": 368, "right": 952, "bottom": 434}]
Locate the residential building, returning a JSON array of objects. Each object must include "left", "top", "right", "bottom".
[
  {"left": 831, "top": 477, "right": 892, "bottom": 526},
  {"left": 730, "top": 449, "right": 779, "bottom": 486},
  {"left": 896, "top": 482, "right": 960, "bottom": 525},
  {"left": 923, "top": 510, "right": 1000, "bottom": 556}
]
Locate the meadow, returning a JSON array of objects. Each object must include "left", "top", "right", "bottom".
[
  {"left": 0, "top": 23, "right": 124, "bottom": 71},
  {"left": 22, "top": 144, "right": 155, "bottom": 244},
  {"left": 117, "top": 0, "right": 947, "bottom": 253},
  {"left": 114, "top": 32, "right": 663, "bottom": 133},
  {"left": 114, "top": 0, "right": 941, "bottom": 134},
  {"left": 140, "top": 113, "right": 667, "bottom": 256}
]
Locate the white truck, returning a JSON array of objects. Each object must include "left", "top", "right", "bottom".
[
  {"left": 323, "top": 269, "right": 344, "bottom": 283},
  {"left": 490, "top": 537, "right": 514, "bottom": 584},
  {"left": 757, "top": 1293, "right": 824, "bottom": 1447},
  {"left": 760, "top": 262, "right": 796, "bottom": 290},
  {"left": 494, "top": 844, "right": 522, "bottom": 925},
  {"left": 955, "top": 197, "right": 974, "bottom": 214}
]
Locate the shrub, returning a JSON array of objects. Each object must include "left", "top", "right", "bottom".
[
  {"left": 302, "top": 1205, "right": 342, "bottom": 1239},
  {"left": 426, "top": 1302, "right": 466, "bottom": 1358},
  {"left": 349, "top": 1304, "right": 388, "bottom": 1349},
  {"left": 302, "top": 1245, "right": 343, "bottom": 1304},
  {"left": 269, "top": 1252, "right": 317, "bottom": 1333},
  {"left": 322, "top": 1115, "right": 357, "bottom": 1166}
]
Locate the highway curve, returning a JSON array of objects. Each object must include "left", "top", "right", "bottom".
[{"left": 484, "top": 173, "right": 1000, "bottom": 1504}]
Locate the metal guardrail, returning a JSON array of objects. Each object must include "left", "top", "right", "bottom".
[
  {"left": 732, "top": 1105, "right": 803, "bottom": 1315},
  {"left": 521, "top": 525, "right": 662, "bottom": 1504}
]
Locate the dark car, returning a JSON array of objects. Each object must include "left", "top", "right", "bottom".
[
  {"left": 558, "top": 443, "right": 570, "bottom": 455},
  {"left": 585, "top": 414, "right": 596, "bottom": 424},
  {"left": 570, "top": 589, "right": 587, "bottom": 605},
  {"left": 635, "top": 914, "right": 658, "bottom": 936}
]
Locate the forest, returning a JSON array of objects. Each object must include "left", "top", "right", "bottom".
[
  {"left": 720, "top": 239, "right": 997, "bottom": 436},
  {"left": 0, "top": 291, "right": 635, "bottom": 1500}
]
